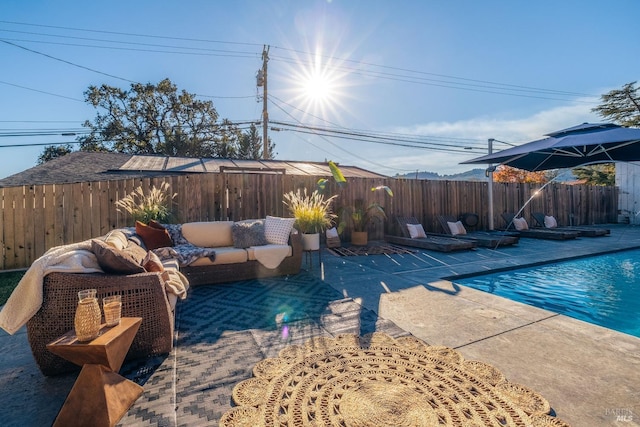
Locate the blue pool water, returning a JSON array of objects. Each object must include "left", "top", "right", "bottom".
[{"left": 455, "top": 250, "right": 640, "bottom": 338}]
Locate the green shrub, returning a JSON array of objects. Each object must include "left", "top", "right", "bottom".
[{"left": 0, "top": 271, "right": 24, "bottom": 306}]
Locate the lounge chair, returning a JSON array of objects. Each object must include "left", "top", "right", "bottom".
[
  {"left": 530, "top": 212, "right": 610, "bottom": 237},
  {"left": 384, "top": 216, "right": 477, "bottom": 252},
  {"left": 500, "top": 213, "right": 579, "bottom": 240},
  {"left": 435, "top": 215, "right": 519, "bottom": 248}
]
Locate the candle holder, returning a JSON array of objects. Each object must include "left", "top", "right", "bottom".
[{"left": 74, "top": 289, "right": 101, "bottom": 342}]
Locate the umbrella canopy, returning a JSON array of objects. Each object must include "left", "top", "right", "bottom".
[{"left": 461, "top": 123, "right": 640, "bottom": 171}]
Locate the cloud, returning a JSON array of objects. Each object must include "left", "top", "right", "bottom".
[{"left": 375, "top": 102, "right": 602, "bottom": 175}]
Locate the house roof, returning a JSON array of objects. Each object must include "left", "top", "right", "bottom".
[{"left": 0, "top": 152, "right": 386, "bottom": 187}]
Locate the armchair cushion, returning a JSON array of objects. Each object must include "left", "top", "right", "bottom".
[{"left": 91, "top": 239, "right": 146, "bottom": 274}]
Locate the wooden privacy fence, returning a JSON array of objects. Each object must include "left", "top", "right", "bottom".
[{"left": 0, "top": 173, "right": 617, "bottom": 270}]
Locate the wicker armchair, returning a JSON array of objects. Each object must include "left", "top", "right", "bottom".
[{"left": 27, "top": 271, "right": 174, "bottom": 376}]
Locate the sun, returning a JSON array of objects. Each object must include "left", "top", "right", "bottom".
[
  {"left": 302, "top": 71, "right": 335, "bottom": 104},
  {"left": 281, "top": 48, "right": 351, "bottom": 121}
]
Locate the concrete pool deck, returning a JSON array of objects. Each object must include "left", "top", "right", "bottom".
[
  {"left": 321, "top": 224, "right": 640, "bottom": 426},
  {"left": 1, "top": 224, "right": 639, "bottom": 426}
]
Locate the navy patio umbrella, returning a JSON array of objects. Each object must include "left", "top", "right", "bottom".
[{"left": 461, "top": 123, "right": 640, "bottom": 171}]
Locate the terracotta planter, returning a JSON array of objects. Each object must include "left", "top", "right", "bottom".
[
  {"left": 351, "top": 231, "right": 368, "bottom": 246},
  {"left": 301, "top": 233, "right": 320, "bottom": 251}
]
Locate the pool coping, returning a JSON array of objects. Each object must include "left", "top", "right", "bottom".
[{"left": 321, "top": 227, "right": 640, "bottom": 426}]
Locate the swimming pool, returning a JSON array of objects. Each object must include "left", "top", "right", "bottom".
[{"left": 454, "top": 249, "right": 640, "bottom": 338}]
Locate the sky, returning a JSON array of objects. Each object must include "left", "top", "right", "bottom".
[{"left": 1, "top": 0, "right": 639, "bottom": 179}]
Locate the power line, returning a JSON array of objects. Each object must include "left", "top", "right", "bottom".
[
  {"left": 269, "top": 46, "right": 596, "bottom": 98},
  {"left": 0, "top": 37, "right": 259, "bottom": 59},
  {"left": 0, "top": 80, "right": 84, "bottom": 102},
  {"left": 1, "top": 40, "right": 134, "bottom": 83},
  {"left": 0, "top": 141, "right": 78, "bottom": 148},
  {"left": 0, "top": 20, "right": 264, "bottom": 48},
  {"left": 267, "top": 96, "right": 407, "bottom": 172},
  {"left": 0, "top": 21, "right": 597, "bottom": 103}
]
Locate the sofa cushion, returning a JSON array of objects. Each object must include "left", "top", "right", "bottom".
[
  {"left": 91, "top": 239, "right": 146, "bottom": 274},
  {"left": 187, "top": 246, "right": 247, "bottom": 266},
  {"left": 143, "top": 251, "right": 164, "bottom": 272},
  {"left": 264, "top": 216, "right": 296, "bottom": 245},
  {"left": 136, "top": 221, "right": 173, "bottom": 250},
  {"left": 181, "top": 221, "right": 234, "bottom": 247},
  {"left": 103, "top": 230, "right": 129, "bottom": 250},
  {"left": 231, "top": 220, "right": 268, "bottom": 248}
]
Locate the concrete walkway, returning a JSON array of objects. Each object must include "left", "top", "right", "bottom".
[
  {"left": 1, "top": 224, "right": 639, "bottom": 426},
  {"left": 321, "top": 225, "right": 640, "bottom": 426}
]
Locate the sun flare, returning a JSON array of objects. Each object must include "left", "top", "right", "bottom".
[
  {"left": 280, "top": 47, "right": 353, "bottom": 122},
  {"left": 302, "top": 72, "right": 334, "bottom": 103}
]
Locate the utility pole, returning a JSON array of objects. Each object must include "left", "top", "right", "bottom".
[{"left": 259, "top": 45, "right": 270, "bottom": 159}]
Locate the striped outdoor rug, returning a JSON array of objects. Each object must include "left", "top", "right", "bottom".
[{"left": 326, "top": 243, "right": 415, "bottom": 257}]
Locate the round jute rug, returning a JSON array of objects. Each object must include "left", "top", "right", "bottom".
[{"left": 219, "top": 333, "right": 570, "bottom": 427}]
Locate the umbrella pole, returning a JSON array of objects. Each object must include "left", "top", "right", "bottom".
[{"left": 487, "top": 138, "right": 494, "bottom": 230}]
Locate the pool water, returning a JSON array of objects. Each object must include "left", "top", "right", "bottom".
[{"left": 455, "top": 250, "right": 640, "bottom": 338}]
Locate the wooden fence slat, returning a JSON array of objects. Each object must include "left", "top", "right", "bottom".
[{"left": 0, "top": 174, "right": 619, "bottom": 270}]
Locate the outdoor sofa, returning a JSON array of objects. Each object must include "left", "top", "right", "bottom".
[{"left": 20, "top": 217, "right": 302, "bottom": 376}]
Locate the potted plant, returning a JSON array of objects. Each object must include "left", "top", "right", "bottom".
[
  {"left": 283, "top": 188, "right": 337, "bottom": 250},
  {"left": 338, "top": 199, "right": 387, "bottom": 246},
  {"left": 115, "top": 182, "right": 177, "bottom": 224}
]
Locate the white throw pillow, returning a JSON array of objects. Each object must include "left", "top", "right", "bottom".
[
  {"left": 544, "top": 215, "right": 558, "bottom": 228},
  {"left": 447, "top": 221, "right": 467, "bottom": 236},
  {"left": 264, "top": 216, "right": 296, "bottom": 245},
  {"left": 407, "top": 223, "right": 427, "bottom": 239},
  {"left": 325, "top": 227, "right": 339, "bottom": 238},
  {"left": 513, "top": 217, "right": 529, "bottom": 231}
]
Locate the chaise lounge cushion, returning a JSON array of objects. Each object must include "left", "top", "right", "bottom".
[
  {"left": 406, "top": 223, "right": 427, "bottom": 239},
  {"left": 544, "top": 215, "right": 558, "bottom": 228},
  {"left": 91, "top": 239, "right": 146, "bottom": 274},
  {"left": 447, "top": 221, "right": 467, "bottom": 236},
  {"left": 181, "top": 221, "right": 234, "bottom": 247},
  {"left": 513, "top": 217, "right": 529, "bottom": 231}
]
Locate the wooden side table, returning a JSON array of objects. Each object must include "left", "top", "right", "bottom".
[{"left": 46, "top": 317, "right": 144, "bottom": 427}]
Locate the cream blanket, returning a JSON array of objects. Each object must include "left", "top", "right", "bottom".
[
  {"left": 0, "top": 240, "right": 101, "bottom": 335},
  {"left": 0, "top": 239, "right": 191, "bottom": 335},
  {"left": 252, "top": 244, "right": 290, "bottom": 269}
]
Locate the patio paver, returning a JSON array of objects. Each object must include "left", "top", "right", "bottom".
[{"left": 1, "top": 225, "right": 639, "bottom": 426}]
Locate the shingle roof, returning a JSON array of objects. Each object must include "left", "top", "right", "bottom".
[{"left": 0, "top": 152, "right": 386, "bottom": 187}]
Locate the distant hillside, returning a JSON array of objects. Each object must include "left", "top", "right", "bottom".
[
  {"left": 394, "top": 168, "right": 579, "bottom": 182},
  {"left": 395, "top": 169, "right": 487, "bottom": 181}
]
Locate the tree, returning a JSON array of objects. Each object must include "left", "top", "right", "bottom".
[
  {"left": 38, "top": 144, "right": 73, "bottom": 164},
  {"left": 72, "top": 78, "right": 262, "bottom": 158},
  {"left": 237, "top": 123, "right": 275, "bottom": 159},
  {"left": 592, "top": 81, "right": 640, "bottom": 127},
  {"left": 572, "top": 164, "right": 615, "bottom": 186},
  {"left": 492, "top": 165, "right": 549, "bottom": 184}
]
